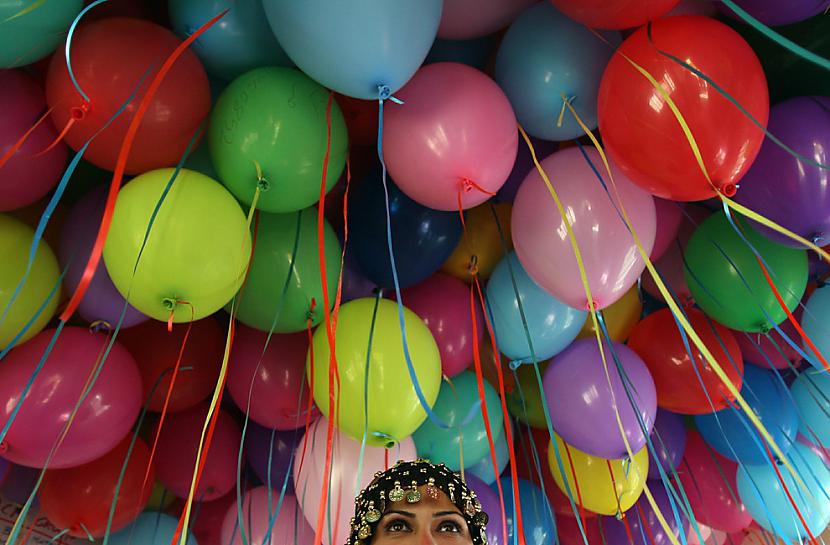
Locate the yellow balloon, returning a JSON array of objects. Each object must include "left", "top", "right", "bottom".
[
  {"left": 548, "top": 433, "right": 647, "bottom": 516},
  {"left": 0, "top": 214, "right": 61, "bottom": 350},
  {"left": 308, "top": 298, "right": 442, "bottom": 448},
  {"left": 147, "top": 481, "right": 175, "bottom": 510},
  {"left": 441, "top": 202, "right": 512, "bottom": 282},
  {"left": 577, "top": 284, "right": 642, "bottom": 342}
]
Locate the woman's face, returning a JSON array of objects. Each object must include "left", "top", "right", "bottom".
[{"left": 371, "top": 486, "right": 474, "bottom": 545}]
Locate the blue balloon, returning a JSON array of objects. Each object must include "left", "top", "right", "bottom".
[
  {"left": 494, "top": 3, "right": 619, "bottom": 141},
  {"left": 494, "top": 477, "right": 556, "bottom": 545},
  {"left": 468, "top": 420, "right": 511, "bottom": 485},
  {"left": 110, "top": 512, "right": 198, "bottom": 545},
  {"left": 349, "top": 169, "right": 462, "bottom": 289},
  {"left": 487, "top": 252, "right": 586, "bottom": 361},
  {"left": 802, "top": 286, "right": 830, "bottom": 371},
  {"left": 792, "top": 371, "right": 830, "bottom": 448},
  {"left": 695, "top": 366, "right": 798, "bottom": 465},
  {"left": 262, "top": 0, "right": 442, "bottom": 99},
  {"left": 169, "top": 0, "right": 291, "bottom": 81},
  {"left": 426, "top": 35, "right": 497, "bottom": 70},
  {"left": 737, "top": 443, "right": 830, "bottom": 541}
]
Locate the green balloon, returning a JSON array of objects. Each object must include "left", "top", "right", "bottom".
[
  {"left": 683, "top": 211, "right": 807, "bottom": 332},
  {"left": 0, "top": 0, "right": 83, "bottom": 68},
  {"left": 233, "top": 207, "right": 341, "bottom": 333},
  {"left": 506, "top": 362, "right": 550, "bottom": 429},
  {"left": 209, "top": 67, "right": 348, "bottom": 214}
]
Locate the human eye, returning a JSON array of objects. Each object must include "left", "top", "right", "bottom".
[
  {"left": 385, "top": 519, "right": 411, "bottom": 533},
  {"left": 437, "top": 520, "right": 463, "bottom": 533}
]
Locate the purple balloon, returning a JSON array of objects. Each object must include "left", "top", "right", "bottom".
[
  {"left": 496, "top": 134, "right": 557, "bottom": 203},
  {"left": 543, "top": 340, "right": 657, "bottom": 459},
  {"left": 340, "top": 252, "right": 378, "bottom": 302},
  {"left": 601, "top": 483, "right": 688, "bottom": 545},
  {"left": 58, "top": 186, "right": 148, "bottom": 328},
  {"left": 464, "top": 473, "right": 504, "bottom": 545},
  {"left": 647, "top": 409, "right": 687, "bottom": 480},
  {"left": 0, "top": 463, "right": 38, "bottom": 505},
  {"left": 719, "top": 0, "right": 830, "bottom": 26},
  {"left": 245, "top": 421, "right": 303, "bottom": 494},
  {"left": 735, "top": 97, "right": 830, "bottom": 247}
]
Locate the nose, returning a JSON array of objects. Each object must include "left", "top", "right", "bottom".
[{"left": 418, "top": 529, "right": 438, "bottom": 545}]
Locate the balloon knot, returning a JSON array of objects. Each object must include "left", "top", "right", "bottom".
[
  {"left": 70, "top": 103, "right": 89, "bottom": 121},
  {"left": 467, "top": 255, "right": 479, "bottom": 277},
  {"left": 811, "top": 232, "right": 825, "bottom": 246},
  {"left": 586, "top": 300, "right": 599, "bottom": 311},
  {"left": 257, "top": 178, "right": 270, "bottom": 191},
  {"left": 719, "top": 182, "right": 737, "bottom": 197},
  {"left": 0, "top": 441, "right": 7, "bottom": 454},
  {"left": 306, "top": 297, "right": 318, "bottom": 321},
  {"left": 88, "top": 320, "right": 112, "bottom": 333},
  {"left": 372, "top": 431, "right": 398, "bottom": 449},
  {"left": 377, "top": 85, "right": 392, "bottom": 101}
]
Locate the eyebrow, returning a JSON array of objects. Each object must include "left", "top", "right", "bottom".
[{"left": 382, "top": 510, "right": 464, "bottom": 519}]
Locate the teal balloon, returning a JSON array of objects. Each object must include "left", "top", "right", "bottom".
[
  {"left": 487, "top": 252, "right": 586, "bottom": 362},
  {"left": 792, "top": 371, "right": 830, "bottom": 448},
  {"left": 801, "top": 286, "right": 830, "bottom": 371},
  {"left": 468, "top": 420, "right": 510, "bottom": 485},
  {"left": 413, "top": 371, "right": 504, "bottom": 471},
  {"left": 169, "top": 0, "right": 291, "bottom": 81},
  {"left": 0, "top": 0, "right": 83, "bottom": 68},
  {"left": 110, "top": 512, "right": 198, "bottom": 545},
  {"left": 737, "top": 443, "right": 830, "bottom": 541},
  {"left": 262, "top": 0, "right": 442, "bottom": 99}
]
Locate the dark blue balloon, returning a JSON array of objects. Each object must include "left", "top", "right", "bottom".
[
  {"left": 426, "top": 35, "right": 497, "bottom": 71},
  {"left": 350, "top": 170, "right": 462, "bottom": 289},
  {"left": 245, "top": 421, "right": 303, "bottom": 494},
  {"left": 493, "top": 477, "right": 556, "bottom": 545}
]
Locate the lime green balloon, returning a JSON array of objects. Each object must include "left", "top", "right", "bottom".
[
  {"left": 0, "top": 0, "right": 83, "bottom": 68},
  {"left": 0, "top": 214, "right": 60, "bottom": 350},
  {"left": 233, "top": 208, "right": 341, "bottom": 333},
  {"left": 309, "top": 298, "right": 442, "bottom": 447},
  {"left": 209, "top": 67, "right": 348, "bottom": 214},
  {"left": 506, "top": 362, "right": 549, "bottom": 429},
  {"left": 684, "top": 212, "right": 807, "bottom": 332},
  {"left": 103, "top": 168, "right": 251, "bottom": 323}
]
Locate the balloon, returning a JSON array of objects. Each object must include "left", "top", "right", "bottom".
[
  {"left": 209, "top": 68, "right": 348, "bottom": 213},
  {"left": 382, "top": 63, "right": 518, "bottom": 211},
  {"left": 496, "top": 135, "right": 558, "bottom": 203},
  {"left": 0, "top": 327, "right": 141, "bottom": 468},
  {"left": 245, "top": 422, "right": 303, "bottom": 493},
  {"left": 58, "top": 187, "right": 147, "bottom": 328},
  {"left": 734, "top": 322, "right": 801, "bottom": 370},
  {"left": 233, "top": 208, "right": 341, "bottom": 333},
  {"left": 0, "top": 70, "right": 67, "bottom": 211},
  {"left": 465, "top": 474, "right": 505, "bottom": 545},
  {"left": 168, "top": 0, "right": 291, "bottom": 81},
  {"left": 802, "top": 286, "right": 830, "bottom": 370},
  {"left": 603, "top": 483, "right": 689, "bottom": 545},
  {"left": 549, "top": 0, "right": 680, "bottom": 29},
  {"left": 147, "top": 482, "right": 175, "bottom": 510},
  {"left": 467, "top": 423, "right": 510, "bottom": 485},
  {"left": 506, "top": 361, "right": 550, "bottom": 429},
  {"left": 544, "top": 339, "right": 657, "bottom": 460},
  {"left": 628, "top": 308, "right": 744, "bottom": 415},
  {"left": 349, "top": 170, "right": 462, "bottom": 289},
  {"left": 39, "top": 437, "right": 154, "bottom": 537},
  {"left": 1, "top": 463, "right": 38, "bottom": 504},
  {"left": 738, "top": 443, "right": 830, "bottom": 541},
  {"left": 495, "top": 3, "right": 619, "bottom": 141},
  {"left": 228, "top": 326, "right": 319, "bottom": 430},
  {"left": 263, "top": 0, "right": 441, "bottom": 99},
  {"left": 647, "top": 409, "right": 688, "bottom": 480},
  {"left": 0, "top": 214, "right": 61, "bottom": 350},
  {"left": 598, "top": 16, "right": 768, "bottom": 201},
  {"left": 340, "top": 253, "right": 378, "bottom": 303},
  {"left": 652, "top": 199, "right": 685, "bottom": 261},
  {"left": 512, "top": 147, "right": 656, "bottom": 310},
  {"left": 103, "top": 168, "right": 251, "bottom": 323},
  {"left": 577, "top": 284, "right": 642, "bottom": 343},
  {"left": 309, "top": 298, "right": 441, "bottom": 446},
  {"left": 488, "top": 252, "right": 586, "bottom": 361},
  {"left": 0, "top": 1, "right": 82, "bottom": 68},
  {"left": 558, "top": 516, "right": 605, "bottom": 545},
  {"left": 293, "top": 416, "right": 417, "bottom": 545},
  {"left": 154, "top": 404, "right": 241, "bottom": 501},
  {"left": 791, "top": 371, "right": 830, "bottom": 448},
  {"left": 110, "top": 512, "right": 198, "bottom": 545},
  {"left": 117, "top": 317, "right": 223, "bottom": 413},
  {"left": 668, "top": 0, "right": 719, "bottom": 16},
  {"left": 438, "top": 0, "right": 535, "bottom": 39},
  {"left": 684, "top": 211, "right": 807, "bottom": 332},
  {"left": 441, "top": 202, "right": 513, "bottom": 282},
  {"left": 548, "top": 434, "right": 648, "bottom": 516},
  {"left": 189, "top": 491, "right": 237, "bottom": 545},
  {"left": 426, "top": 36, "right": 498, "bottom": 71},
  {"left": 695, "top": 366, "right": 798, "bottom": 465},
  {"left": 401, "top": 274, "right": 483, "bottom": 377},
  {"left": 686, "top": 524, "right": 728, "bottom": 545},
  {"left": 222, "top": 489, "right": 313, "bottom": 545},
  {"left": 720, "top": 0, "right": 830, "bottom": 26},
  {"left": 45, "top": 18, "right": 211, "bottom": 174},
  {"left": 498, "top": 477, "right": 556, "bottom": 545}
]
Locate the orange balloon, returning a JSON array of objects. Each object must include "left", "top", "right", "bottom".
[
  {"left": 441, "top": 202, "right": 512, "bottom": 282},
  {"left": 577, "top": 284, "right": 642, "bottom": 342}
]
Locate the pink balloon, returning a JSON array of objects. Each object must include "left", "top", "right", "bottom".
[
  {"left": 438, "top": 0, "right": 537, "bottom": 39},
  {"left": 293, "top": 416, "right": 417, "bottom": 545},
  {"left": 227, "top": 325, "right": 319, "bottom": 430},
  {"left": 222, "top": 488, "right": 313, "bottom": 545},
  {"left": 154, "top": 404, "right": 241, "bottom": 501},
  {"left": 0, "top": 327, "right": 141, "bottom": 468},
  {"left": 383, "top": 63, "right": 518, "bottom": 211},
  {"left": 0, "top": 70, "right": 67, "bottom": 211},
  {"left": 401, "top": 273, "right": 483, "bottom": 377},
  {"left": 687, "top": 523, "right": 728, "bottom": 545},
  {"left": 512, "top": 147, "right": 656, "bottom": 310},
  {"left": 651, "top": 198, "right": 684, "bottom": 261}
]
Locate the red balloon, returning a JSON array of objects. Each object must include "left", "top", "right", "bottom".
[
  {"left": 334, "top": 93, "right": 378, "bottom": 149},
  {"left": 557, "top": 514, "right": 605, "bottom": 545},
  {"left": 549, "top": 0, "right": 680, "bottom": 29},
  {"left": 627, "top": 308, "right": 744, "bottom": 414},
  {"left": 118, "top": 317, "right": 224, "bottom": 413},
  {"left": 598, "top": 16, "right": 768, "bottom": 201},
  {"left": 45, "top": 18, "right": 210, "bottom": 174},
  {"left": 40, "top": 436, "right": 154, "bottom": 537}
]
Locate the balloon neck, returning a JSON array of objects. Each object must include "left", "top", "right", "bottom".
[
  {"left": 70, "top": 102, "right": 89, "bottom": 121},
  {"left": 162, "top": 297, "right": 178, "bottom": 311},
  {"left": 378, "top": 84, "right": 392, "bottom": 101},
  {"left": 585, "top": 300, "right": 599, "bottom": 312},
  {"left": 718, "top": 182, "right": 737, "bottom": 197},
  {"left": 811, "top": 232, "right": 825, "bottom": 246},
  {"left": 88, "top": 320, "right": 112, "bottom": 333},
  {"left": 257, "top": 178, "right": 270, "bottom": 192},
  {"left": 371, "top": 431, "right": 398, "bottom": 449},
  {"left": 467, "top": 255, "right": 479, "bottom": 277},
  {"left": 0, "top": 441, "right": 7, "bottom": 454}
]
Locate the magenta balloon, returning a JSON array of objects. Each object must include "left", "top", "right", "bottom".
[
  {"left": 733, "top": 323, "right": 801, "bottom": 370},
  {"left": 227, "top": 325, "right": 319, "bottom": 431},
  {"left": 642, "top": 242, "right": 692, "bottom": 306},
  {"left": 512, "top": 147, "right": 656, "bottom": 310},
  {"left": 667, "top": 0, "right": 719, "bottom": 16},
  {"left": 0, "top": 327, "right": 141, "bottom": 468},
  {"left": 293, "top": 416, "right": 417, "bottom": 545},
  {"left": 401, "top": 273, "right": 483, "bottom": 377},
  {"left": 0, "top": 70, "right": 67, "bottom": 211},
  {"left": 719, "top": 0, "right": 830, "bottom": 26},
  {"left": 651, "top": 199, "right": 684, "bottom": 261},
  {"left": 438, "top": 0, "right": 536, "bottom": 39},
  {"left": 221, "top": 488, "right": 313, "bottom": 545},
  {"left": 383, "top": 62, "right": 518, "bottom": 211}
]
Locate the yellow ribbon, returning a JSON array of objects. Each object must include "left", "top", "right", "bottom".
[{"left": 1, "top": 0, "right": 47, "bottom": 23}]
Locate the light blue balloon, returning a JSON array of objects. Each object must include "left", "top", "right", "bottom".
[
  {"left": 262, "top": 0, "right": 442, "bottom": 99},
  {"left": 802, "top": 286, "right": 830, "bottom": 371},
  {"left": 494, "top": 3, "right": 619, "bottom": 141},
  {"left": 110, "top": 512, "right": 198, "bottom": 545},
  {"left": 487, "top": 252, "right": 586, "bottom": 362},
  {"left": 426, "top": 35, "right": 497, "bottom": 71},
  {"left": 468, "top": 420, "right": 510, "bottom": 484},
  {"left": 737, "top": 443, "right": 830, "bottom": 541},
  {"left": 792, "top": 371, "right": 830, "bottom": 448},
  {"left": 169, "top": 0, "right": 291, "bottom": 82}
]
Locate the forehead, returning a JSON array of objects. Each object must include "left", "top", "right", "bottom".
[{"left": 382, "top": 484, "right": 461, "bottom": 515}]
